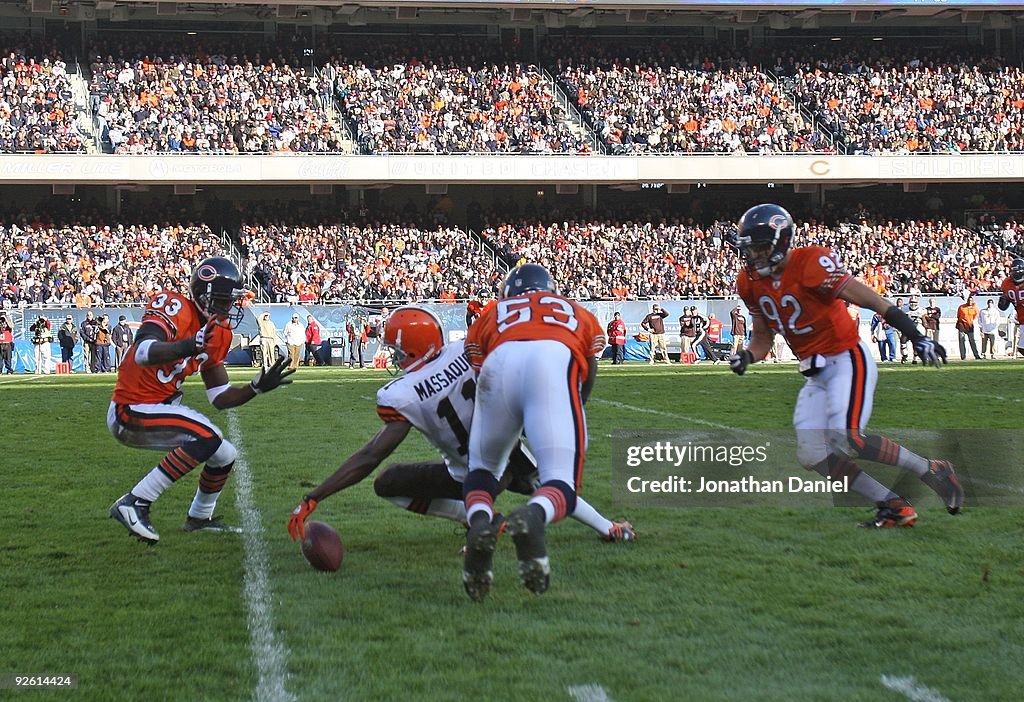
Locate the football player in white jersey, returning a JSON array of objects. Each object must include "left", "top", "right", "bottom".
[{"left": 287, "top": 306, "right": 633, "bottom": 544}]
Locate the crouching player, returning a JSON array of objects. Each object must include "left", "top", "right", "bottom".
[
  {"left": 287, "top": 306, "right": 633, "bottom": 546},
  {"left": 109, "top": 257, "right": 294, "bottom": 543}
]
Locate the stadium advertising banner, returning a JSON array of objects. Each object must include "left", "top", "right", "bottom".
[{"left": 1, "top": 154, "right": 1024, "bottom": 185}]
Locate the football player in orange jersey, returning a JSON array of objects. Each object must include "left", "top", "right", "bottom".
[
  {"left": 108, "top": 257, "right": 294, "bottom": 544},
  {"left": 729, "top": 205, "right": 964, "bottom": 528},
  {"left": 461, "top": 264, "right": 607, "bottom": 600},
  {"left": 997, "top": 258, "right": 1024, "bottom": 357},
  {"left": 286, "top": 306, "right": 633, "bottom": 546}
]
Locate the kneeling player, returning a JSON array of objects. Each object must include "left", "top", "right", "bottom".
[{"left": 287, "top": 306, "right": 633, "bottom": 543}]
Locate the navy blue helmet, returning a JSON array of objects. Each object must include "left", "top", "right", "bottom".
[
  {"left": 735, "top": 204, "right": 795, "bottom": 279},
  {"left": 190, "top": 256, "right": 247, "bottom": 327},
  {"left": 502, "top": 263, "right": 557, "bottom": 298},
  {"left": 1011, "top": 258, "right": 1024, "bottom": 284}
]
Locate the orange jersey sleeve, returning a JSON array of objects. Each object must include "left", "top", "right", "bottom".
[
  {"left": 464, "top": 293, "right": 605, "bottom": 380},
  {"left": 376, "top": 405, "right": 408, "bottom": 423},
  {"left": 738, "top": 248, "right": 861, "bottom": 359},
  {"left": 112, "top": 290, "right": 231, "bottom": 405}
]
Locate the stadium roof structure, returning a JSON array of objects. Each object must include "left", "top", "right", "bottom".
[{"left": 3, "top": 0, "right": 1024, "bottom": 26}]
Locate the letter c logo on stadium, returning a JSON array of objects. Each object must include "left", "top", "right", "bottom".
[
  {"left": 809, "top": 160, "right": 830, "bottom": 176},
  {"left": 197, "top": 264, "right": 218, "bottom": 282}
]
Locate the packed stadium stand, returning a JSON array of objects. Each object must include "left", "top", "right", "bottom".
[
  {"left": 1, "top": 35, "right": 85, "bottom": 153},
  {"left": 87, "top": 37, "right": 344, "bottom": 154},
  {"left": 1, "top": 12, "right": 1023, "bottom": 310}
]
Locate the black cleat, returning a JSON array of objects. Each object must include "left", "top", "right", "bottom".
[
  {"left": 462, "top": 513, "right": 498, "bottom": 602},
  {"left": 110, "top": 493, "right": 159, "bottom": 543},
  {"left": 507, "top": 503, "right": 550, "bottom": 595},
  {"left": 182, "top": 516, "right": 241, "bottom": 533},
  {"left": 920, "top": 460, "right": 964, "bottom": 515},
  {"left": 859, "top": 497, "right": 918, "bottom": 528}
]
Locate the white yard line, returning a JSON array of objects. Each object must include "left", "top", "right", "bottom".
[
  {"left": 568, "top": 684, "right": 615, "bottom": 702},
  {"left": 592, "top": 398, "right": 732, "bottom": 430},
  {"left": 880, "top": 675, "right": 951, "bottom": 702},
  {"left": 227, "top": 412, "right": 296, "bottom": 702},
  {"left": 0, "top": 374, "right": 47, "bottom": 386}
]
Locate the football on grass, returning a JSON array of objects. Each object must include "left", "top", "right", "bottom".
[{"left": 301, "top": 521, "right": 344, "bottom": 572}]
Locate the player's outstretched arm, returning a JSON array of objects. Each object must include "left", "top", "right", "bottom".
[
  {"left": 839, "top": 278, "right": 946, "bottom": 368},
  {"left": 200, "top": 355, "right": 295, "bottom": 410},
  {"left": 287, "top": 421, "right": 412, "bottom": 541}
]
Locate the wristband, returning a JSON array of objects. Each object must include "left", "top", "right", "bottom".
[{"left": 883, "top": 305, "right": 922, "bottom": 342}]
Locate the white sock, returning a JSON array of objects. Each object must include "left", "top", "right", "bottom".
[
  {"left": 851, "top": 472, "right": 898, "bottom": 503},
  {"left": 188, "top": 490, "right": 220, "bottom": 520},
  {"left": 896, "top": 447, "right": 930, "bottom": 476},
  {"left": 132, "top": 469, "right": 173, "bottom": 503},
  {"left": 529, "top": 495, "right": 557, "bottom": 524},
  {"left": 466, "top": 503, "right": 493, "bottom": 524},
  {"left": 570, "top": 498, "right": 613, "bottom": 537}
]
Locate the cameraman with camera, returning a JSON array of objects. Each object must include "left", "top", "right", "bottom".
[{"left": 30, "top": 315, "right": 53, "bottom": 374}]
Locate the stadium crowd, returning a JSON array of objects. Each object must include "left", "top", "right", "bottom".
[
  {"left": 551, "top": 40, "right": 832, "bottom": 154},
  {"left": 5, "top": 34, "right": 1024, "bottom": 156},
  {"left": 87, "top": 38, "right": 343, "bottom": 154},
  {"left": 238, "top": 221, "right": 503, "bottom": 302},
  {"left": 1, "top": 218, "right": 227, "bottom": 307},
  {"left": 329, "top": 39, "right": 590, "bottom": 154},
  {"left": 1, "top": 38, "right": 86, "bottom": 153},
  {"left": 1, "top": 200, "right": 1014, "bottom": 305}
]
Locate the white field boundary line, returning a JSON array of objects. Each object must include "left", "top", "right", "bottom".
[
  {"left": 568, "top": 684, "right": 615, "bottom": 702},
  {"left": 227, "top": 412, "right": 296, "bottom": 702},
  {"left": 0, "top": 375, "right": 47, "bottom": 386},
  {"left": 592, "top": 398, "right": 731, "bottom": 430},
  {"left": 880, "top": 675, "right": 952, "bottom": 702},
  {"left": 889, "top": 385, "right": 1021, "bottom": 403}
]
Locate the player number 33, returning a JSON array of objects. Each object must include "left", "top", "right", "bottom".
[{"left": 496, "top": 296, "right": 578, "bottom": 333}]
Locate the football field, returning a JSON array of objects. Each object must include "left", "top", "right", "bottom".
[{"left": 2, "top": 362, "right": 1022, "bottom": 701}]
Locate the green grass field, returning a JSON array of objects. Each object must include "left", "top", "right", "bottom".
[{"left": 2, "top": 362, "right": 1022, "bottom": 702}]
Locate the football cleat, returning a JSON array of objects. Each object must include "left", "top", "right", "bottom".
[
  {"left": 920, "top": 460, "right": 964, "bottom": 515},
  {"left": 507, "top": 503, "right": 551, "bottom": 595},
  {"left": 182, "top": 516, "right": 242, "bottom": 534},
  {"left": 601, "top": 520, "right": 637, "bottom": 543},
  {"left": 462, "top": 514, "right": 499, "bottom": 602},
  {"left": 859, "top": 498, "right": 918, "bottom": 528},
  {"left": 110, "top": 493, "right": 160, "bottom": 544}
]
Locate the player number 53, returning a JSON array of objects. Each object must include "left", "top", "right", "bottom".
[{"left": 496, "top": 296, "right": 578, "bottom": 333}]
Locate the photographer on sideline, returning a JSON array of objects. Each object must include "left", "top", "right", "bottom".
[{"left": 30, "top": 315, "right": 53, "bottom": 374}]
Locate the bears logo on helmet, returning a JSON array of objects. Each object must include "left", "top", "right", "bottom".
[
  {"left": 734, "top": 204, "right": 795, "bottom": 279},
  {"left": 189, "top": 256, "right": 247, "bottom": 328},
  {"left": 501, "top": 263, "right": 557, "bottom": 299},
  {"left": 1011, "top": 258, "right": 1024, "bottom": 284},
  {"left": 382, "top": 306, "right": 444, "bottom": 373}
]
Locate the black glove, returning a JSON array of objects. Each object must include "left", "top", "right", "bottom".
[
  {"left": 913, "top": 338, "right": 947, "bottom": 369},
  {"left": 250, "top": 355, "right": 296, "bottom": 394},
  {"left": 729, "top": 350, "right": 754, "bottom": 376}
]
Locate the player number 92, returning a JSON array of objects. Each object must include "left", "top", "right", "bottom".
[{"left": 1, "top": 675, "right": 78, "bottom": 688}]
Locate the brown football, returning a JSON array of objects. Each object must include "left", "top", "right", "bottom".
[{"left": 301, "top": 521, "right": 344, "bottom": 572}]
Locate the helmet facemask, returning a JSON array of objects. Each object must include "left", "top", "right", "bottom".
[{"left": 1012, "top": 259, "right": 1024, "bottom": 285}]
